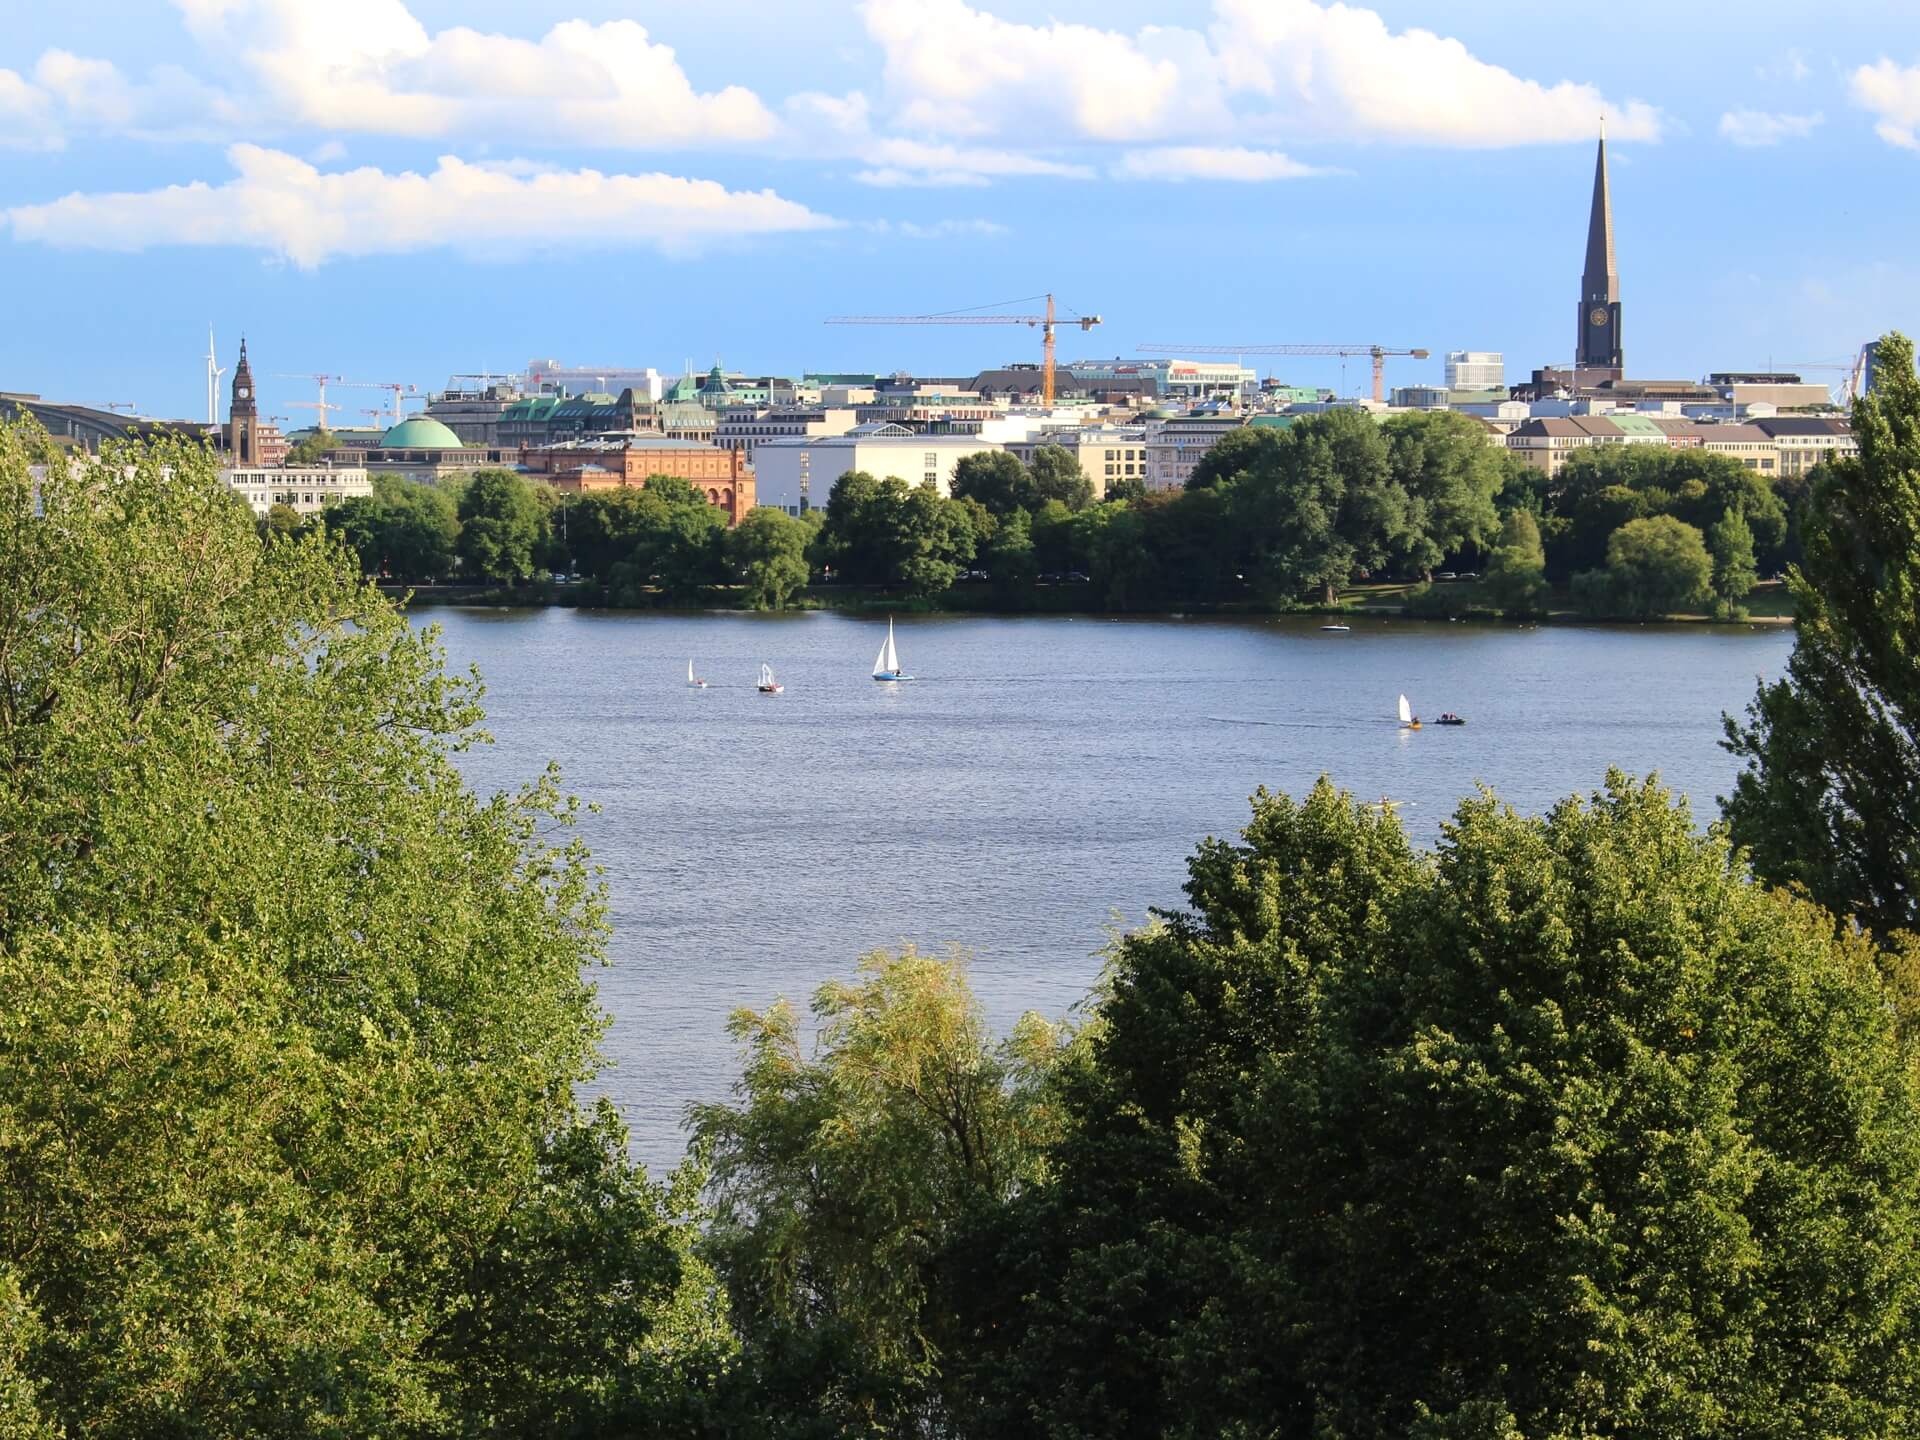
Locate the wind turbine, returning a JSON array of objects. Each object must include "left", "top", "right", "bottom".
[{"left": 205, "top": 326, "right": 227, "bottom": 427}]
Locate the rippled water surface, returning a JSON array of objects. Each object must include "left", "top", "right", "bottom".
[{"left": 421, "top": 606, "right": 1793, "bottom": 1173}]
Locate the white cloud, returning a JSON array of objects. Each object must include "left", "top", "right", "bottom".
[
  {"left": 789, "top": 89, "right": 1093, "bottom": 186},
  {"left": 0, "top": 50, "right": 234, "bottom": 148},
  {"left": 856, "top": 0, "right": 1659, "bottom": 151},
  {"left": 869, "top": 218, "right": 1010, "bottom": 239},
  {"left": 0, "top": 67, "right": 58, "bottom": 149},
  {"left": 169, "top": 0, "right": 776, "bottom": 147},
  {"left": 1852, "top": 58, "right": 1920, "bottom": 150},
  {"left": 1114, "top": 146, "right": 1329, "bottom": 182},
  {"left": 2, "top": 145, "right": 837, "bottom": 268},
  {"left": 1717, "top": 109, "right": 1823, "bottom": 147}
]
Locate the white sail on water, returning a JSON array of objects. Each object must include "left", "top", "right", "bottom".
[
  {"left": 1397, "top": 693, "right": 1413, "bottom": 725},
  {"left": 874, "top": 619, "right": 900, "bottom": 678}
]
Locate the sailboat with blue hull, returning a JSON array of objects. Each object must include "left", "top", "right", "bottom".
[{"left": 873, "top": 618, "right": 911, "bottom": 682}]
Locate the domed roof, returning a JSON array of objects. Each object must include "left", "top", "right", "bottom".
[{"left": 379, "top": 416, "right": 463, "bottom": 449}]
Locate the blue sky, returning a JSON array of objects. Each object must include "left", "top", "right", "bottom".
[{"left": 3, "top": 0, "right": 1917, "bottom": 423}]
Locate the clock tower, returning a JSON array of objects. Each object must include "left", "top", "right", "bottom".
[
  {"left": 228, "top": 337, "right": 258, "bottom": 465},
  {"left": 1576, "top": 126, "right": 1622, "bottom": 378}
]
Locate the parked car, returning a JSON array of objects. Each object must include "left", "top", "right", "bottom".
[{"left": 1436, "top": 570, "right": 1458, "bottom": 581}]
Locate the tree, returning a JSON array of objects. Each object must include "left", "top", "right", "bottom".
[
  {"left": 1480, "top": 507, "right": 1550, "bottom": 618},
  {"left": 1228, "top": 409, "right": 1404, "bottom": 605},
  {"left": 258, "top": 501, "right": 305, "bottom": 542},
  {"left": 608, "top": 476, "right": 729, "bottom": 605},
  {"left": 1707, "top": 505, "right": 1759, "bottom": 617},
  {"left": 1384, "top": 411, "right": 1513, "bottom": 579},
  {"left": 457, "top": 468, "right": 548, "bottom": 583},
  {"left": 1574, "top": 513, "right": 1712, "bottom": 618},
  {"left": 1027, "top": 445, "right": 1095, "bottom": 512},
  {"left": 1724, "top": 331, "right": 1920, "bottom": 938},
  {"left": 728, "top": 507, "right": 813, "bottom": 609},
  {"left": 1186, "top": 425, "right": 1277, "bottom": 492},
  {"left": 0, "top": 419, "right": 731, "bottom": 1435},
  {"left": 984, "top": 506, "right": 1038, "bottom": 599},
  {"left": 286, "top": 430, "right": 339, "bottom": 466},
  {"left": 692, "top": 948, "right": 1067, "bottom": 1437},
  {"left": 816, "top": 472, "right": 977, "bottom": 598},
  {"left": 1104, "top": 475, "right": 1147, "bottom": 503},
  {"left": 951, "top": 451, "right": 1035, "bottom": 516},
  {"left": 991, "top": 775, "right": 1920, "bottom": 1439}
]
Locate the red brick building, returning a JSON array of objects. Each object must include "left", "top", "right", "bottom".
[{"left": 521, "top": 437, "right": 755, "bottom": 525}]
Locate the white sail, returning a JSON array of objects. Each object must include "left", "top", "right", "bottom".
[
  {"left": 760, "top": 663, "right": 776, "bottom": 689},
  {"left": 874, "top": 619, "right": 900, "bottom": 677},
  {"left": 688, "top": 658, "right": 695, "bottom": 685},
  {"left": 1397, "top": 693, "right": 1413, "bottom": 724}
]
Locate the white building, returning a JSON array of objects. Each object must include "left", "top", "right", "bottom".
[
  {"left": 715, "top": 406, "right": 859, "bottom": 460},
  {"left": 752, "top": 425, "right": 1001, "bottom": 514},
  {"left": 523, "top": 360, "right": 664, "bottom": 401},
  {"left": 1144, "top": 415, "right": 1246, "bottom": 492},
  {"left": 1075, "top": 358, "right": 1256, "bottom": 400},
  {"left": 1445, "top": 351, "right": 1505, "bottom": 390},
  {"left": 225, "top": 465, "right": 372, "bottom": 518}
]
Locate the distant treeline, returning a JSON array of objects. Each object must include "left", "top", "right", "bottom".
[{"left": 304, "top": 407, "right": 1808, "bottom": 620}]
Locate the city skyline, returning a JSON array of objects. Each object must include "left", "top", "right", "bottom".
[{"left": 2, "top": 0, "right": 1918, "bottom": 420}]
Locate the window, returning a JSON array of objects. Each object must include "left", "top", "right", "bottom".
[{"left": 924, "top": 452, "right": 938, "bottom": 469}]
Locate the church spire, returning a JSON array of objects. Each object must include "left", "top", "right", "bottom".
[{"left": 1576, "top": 125, "right": 1623, "bottom": 376}]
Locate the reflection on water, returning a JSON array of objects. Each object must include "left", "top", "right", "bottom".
[{"left": 422, "top": 606, "right": 1792, "bottom": 1173}]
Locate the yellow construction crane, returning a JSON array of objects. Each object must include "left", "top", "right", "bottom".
[
  {"left": 1136, "top": 343, "right": 1431, "bottom": 404},
  {"left": 827, "top": 294, "right": 1102, "bottom": 407}
]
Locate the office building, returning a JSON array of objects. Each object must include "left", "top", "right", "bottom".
[
  {"left": 1444, "top": 352, "right": 1505, "bottom": 390},
  {"left": 753, "top": 427, "right": 999, "bottom": 514}
]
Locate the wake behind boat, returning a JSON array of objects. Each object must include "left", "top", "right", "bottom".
[{"left": 872, "top": 617, "right": 912, "bottom": 682}]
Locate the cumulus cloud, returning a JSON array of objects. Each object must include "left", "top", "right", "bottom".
[
  {"left": 1718, "top": 109, "right": 1823, "bottom": 147},
  {"left": 857, "top": 0, "right": 1659, "bottom": 151},
  {"left": 789, "top": 89, "right": 1093, "bottom": 186},
  {"left": 1113, "top": 146, "right": 1330, "bottom": 182},
  {"left": 2, "top": 145, "right": 837, "bottom": 267},
  {"left": 869, "top": 218, "right": 1010, "bottom": 239},
  {"left": 169, "top": 0, "right": 776, "bottom": 146},
  {"left": 0, "top": 50, "right": 235, "bottom": 148},
  {"left": 1852, "top": 58, "right": 1920, "bottom": 149}
]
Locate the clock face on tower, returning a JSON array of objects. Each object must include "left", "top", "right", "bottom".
[
  {"left": 1588, "top": 307, "right": 1609, "bottom": 328},
  {"left": 238, "top": 386, "right": 251, "bottom": 399}
]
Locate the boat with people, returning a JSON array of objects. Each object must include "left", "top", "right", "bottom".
[
  {"left": 1398, "top": 693, "right": 1421, "bottom": 730},
  {"left": 757, "top": 663, "right": 783, "bottom": 695},
  {"left": 872, "top": 617, "right": 912, "bottom": 682},
  {"left": 1436, "top": 712, "right": 1466, "bottom": 726},
  {"left": 687, "top": 659, "right": 708, "bottom": 689}
]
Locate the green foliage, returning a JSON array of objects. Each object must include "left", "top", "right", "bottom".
[
  {"left": 285, "top": 431, "right": 339, "bottom": 466},
  {"left": 0, "top": 419, "right": 724, "bottom": 1436},
  {"left": 950, "top": 451, "right": 1035, "bottom": 516},
  {"left": 1383, "top": 410, "right": 1514, "bottom": 578},
  {"left": 1725, "top": 330, "right": 1920, "bottom": 938},
  {"left": 456, "top": 468, "right": 548, "bottom": 583},
  {"left": 1574, "top": 513, "right": 1713, "bottom": 618},
  {"left": 1186, "top": 425, "right": 1280, "bottom": 491},
  {"left": 1707, "top": 505, "right": 1759, "bottom": 613},
  {"left": 1027, "top": 445, "right": 1095, "bottom": 511},
  {"left": 323, "top": 472, "right": 461, "bottom": 583},
  {"left": 985, "top": 506, "right": 1038, "bottom": 600},
  {"left": 1545, "top": 447, "right": 1787, "bottom": 579},
  {"left": 259, "top": 500, "right": 306, "bottom": 541},
  {"left": 815, "top": 471, "right": 978, "bottom": 598},
  {"left": 1481, "top": 508, "right": 1550, "bottom": 617},
  {"left": 692, "top": 948, "right": 1067, "bottom": 1436},
  {"left": 604, "top": 476, "right": 730, "bottom": 606},
  {"left": 994, "top": 775, "right": 1920, "bottom": 1438},
  {"left": 1104, "top": 475, "right": 1147, "bottom": 503},
  {"left": 727, "top": 507, "right": 813, "bottom": 609}
]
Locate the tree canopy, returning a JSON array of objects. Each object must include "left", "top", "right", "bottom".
[
  {"left": 0, "top": 420, "right": 732, "bottom": 1437},
  {"left": 1725, "top": 330, "right": 1920, "bottom": 938}
]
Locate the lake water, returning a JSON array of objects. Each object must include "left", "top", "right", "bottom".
[{"left": 421, "top": 607, "right": 1794, "bottom": 1174}]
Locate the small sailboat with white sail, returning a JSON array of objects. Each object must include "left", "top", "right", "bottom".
[
  {"left": 757, "top": 663, "right": 783, "bottom": 695},
  {"left": 1398, "top": 693, "right": 1420, "bottom": 731},
  {"left": 687, "top": 659, "right": 708, "bottom": 689},
  {"left": 872, "top": 617, "right": 911, "bottom": 682}
]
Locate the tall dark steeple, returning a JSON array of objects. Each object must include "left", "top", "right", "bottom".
[
  {"left": 228, "top": 337, "right": 257, "bottom": 465},
  {"left": 1576, "top": 124, "right": 1622, "bottom": 377}
]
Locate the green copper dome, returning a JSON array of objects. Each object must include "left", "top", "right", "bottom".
[{"left": 379, "top": 417, "right": 463, "bottom": 449}]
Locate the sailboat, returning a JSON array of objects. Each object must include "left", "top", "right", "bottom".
[
  {"left": 757, "top": 663, "right": 783, "bottom": 694},
  {"left": 872, "top": 617, "right": 911, "bottom": 682},
  {"left": 687, "top": 659, "right": 708, "bottom": 689},
  {"left": 1398, "top": 693, "right": 1421, "bottom": 730}
]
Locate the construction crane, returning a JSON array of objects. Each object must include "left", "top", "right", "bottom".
[
  {"left": 1136, "top": 343, "right": 1431, "bottom": 404},
  {"left": 826, "top": 294, "right": 1102, "bottom": 407},
  {"left": 1749, "top": 361, "right": 1864, "bottom": 405},
  {"left": 277, "top": 373, "right": 340, "bottom": 431},
  {"left": 338, "top": 380, "right": 418, "bottom": 424}
]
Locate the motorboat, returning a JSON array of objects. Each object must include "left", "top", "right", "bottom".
[{"left": 1436, "top": 713, "right": 1466, "bottom": 726}]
